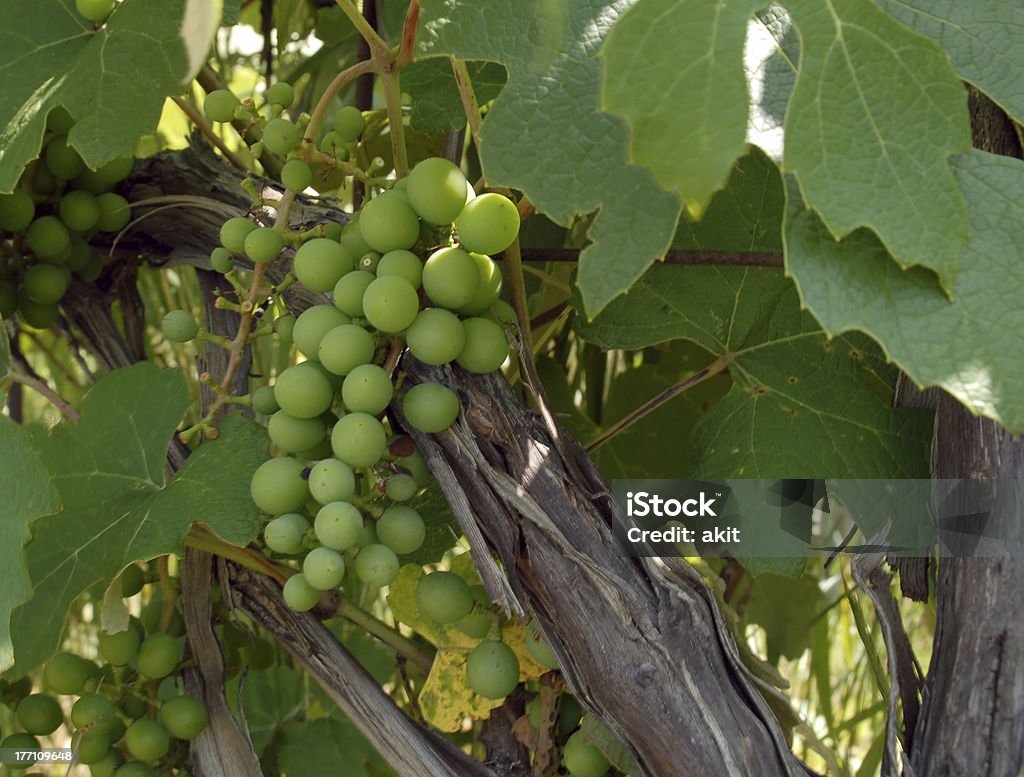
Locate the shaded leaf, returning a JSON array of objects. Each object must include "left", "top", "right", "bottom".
[{"left": 403, "top": 59, "right": 507, "bottom": 135}]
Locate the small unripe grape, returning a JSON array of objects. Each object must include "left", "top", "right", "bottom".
[
  {"left": 384, "top": 473, "right": 419, "bottom": 501},
  {"left": 282, "top": 573, "right": 320, "bottom": 611},
  {"left": 525, "top": 618, "right": 559, "bottom": 669},
  {"left": 332, "top": 269, "right": 375, "bottom": 317},
  {"left": 263, "top": 513, "right": 309, "bottom": 554},
  {"left": 220, "top": 216, "right": 257, "bottom": 252},
  {"left": 466, "top": 641, "right": 520, "bottom": 699},
  {"left": 120, "top": 565, "right": 145, "bottom": 597},
  {"left": 274, "top": 363, "right": 334, "bottom": 418},
  {"left": 406, "top": 308, "right": 466, "bottom": 366},
  {"left": 303, "top": 546, "right": 346, "bottom": 590},
  {"left": 314, "top": 500, "right": 363, "bottom": 550},
  {"left": 456, "top": 317, "right": 509, "bottom": 373},
  {"left": 210, "top": 246, "right": 234, "bottom": 273},
  {"left": 308, "top": 459, "right": 356, "bottom": 504},
  {"left": 44, "top": 651, "right": 95, "bottom": 695},
  {"left": 162, "top": 309, "right": 199, "bottom": 343},
  {"left": 46, "top": 105, "right": 75, "bottom": 133},
  {"left": 74, "top": 156, "right": 134, "bottom": 193},
  {"left": 455, "top": 192, "right": 520, "bottom": 255},
  {"left": 319, "top": 131, "right": 346, "bottom": 156},
  {"left": 455, "top": 606, "right": 494, "bottom": 639},
  {"left": 263, "top": 118, "right": 300, "bottom": 155},
  {"left": 113, "top": 761, "right": 156, "bottom": 777},
  {"left": 281, "top": 158, "right": 312, "bottom": 193},
  {"left": 136, "top": 633, "right": 181, "bottom": 679},
  {"left": 265, "top": 81, "right": 295, "bottom": 108},
  {"left": 563, "top": 731, "right": 611, "bottom": 777},
  {"left": 407, "top": 157, "right": 468, "bottom": 225},
  {"left": 98, "top": 626, "right": 141, "bottom": 665},
  {"left": 318, "top": 323, "right": 375, "bottom": 376},
  {"left": 18, "top": 297, "right": 60, "bottom": 329},
  {"left": 340, "top": 220, "right": 372, "bottom": 258},
  {"left": 124, "top": 718, "right": 171, "bottom": 762},
  {"left": 268, "top": 411, "right": 325, "bottom": 453},
  {"left": 250, "top": 456, "right": 309, "bottom": 515},
  {"left": 341, "top": 364, "right": 393, "bottom": 415},
  {"left": 402, "top": 382, "right": 460, "bottom": 433},
  {"left": 244, "top": 226, "right": 284, "bottom": 264},
  {"left": 23, "top": 263, "right": 70, "bottom": 305},
  {"left": 59, "top": 189, "right": 101, "bottom": 231},
  {"left": 159, "top": 695, "right": 209, "bottom": 740},
  {"left": 71, "top": 693, "right": 118, "bottom": 734},
  {"left": 376, "top": 249, "right": 423, "bottom": 288},
  {"left": 457, "top": 252, "right": 503, "bottom": 315},
  {"left": 252, "top": 385, "right": 280, "bottom": 415},
  {"left": 16, "top": 694, "right": 63, "bottom": 735},
  {"left": 46, "top": 136, "right": 85, "bottom": 180},
  {"left": 76, "top": 0, "right": 115, "bottom": 21},
  {"left": 73, "top": 729, "right": 111, "bottom": 764},
  {"left": 353, "top": 544, "right": 400, "bottom": 587},
  {"left": 293, "top": 304, "right": 350, "bottom": 358},
  {"left": 357, "top": 251, "right": 381, "bottom": 272},
  {"left": 87, "top": 749, "right": 120, "bottom": 777},
  {"left": 0, "top": 189, "right": 35, "bottom": 231},
  {"left": 358, "top": 193, "right": 420, "bottom": 253},
  {"left": 422, "top": 247, "right": 480, "bottom": 309},
  {"left": 96, "top": 192, "right": 131, "bottom": 232},
  {"left": 362, "top": 275, "right": 419, "bottom": 333},
  {"left": 292, "top": 238, "right": 352, "bottom": 292},
  {"left": 332, "top": 106, "right": 365, "bottom": 142},
  {"left": 416, "top": 571, "right": 473, "bottom": 623},
  {"left": 205, "top": 90, "right": 240, "bottom": 122},
  {"left": 376, "top": 505, "right": 426, "bottom": 554},
  {"left": 330, "top": 412, "right": 387, "bottom": 467},
  {"left": 26, "top": 216, "right": 71, "bottom": 260}
]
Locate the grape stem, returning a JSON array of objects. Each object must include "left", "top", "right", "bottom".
[
  {"left": 336, "top": 597, "right": 434, "bottom": 672},
  {"left": 157, "top": 555, "right": 178, "bottom": 634},
  {"left": 170, "top": 95, "right": 248, "bottom": 170},
  {"left": 185, "top": 525, "right": 289, "bottom": 584}
]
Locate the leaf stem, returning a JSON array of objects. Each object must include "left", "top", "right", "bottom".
[
  {"left": 450, "top": 57, "right": 483, "bottom": 146},
  {"left": 185, "top": 525, "right": 287, "bottom": 584},
  {"left": 336, "top": 597, "right": 434, "bottom": 671},
  {"left": 302, "top": 58, "right": 376, "bottom": 150}
]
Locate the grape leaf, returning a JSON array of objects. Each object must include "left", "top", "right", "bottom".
[
  {"left": 0, "top": 0, "right": 192, "bottom": 193},
  {"left": 783, "top": 0, "right": 971, "bottom": 291},
  {"left": 575, "top": 266, "right": 931, "bottom": 478},
  {"left": 0, "top": 325, "right": 8, "bottom": 379},
  {"left": 877, "top": 0, "right": 1024, "bottom": 125},
  {"left": 278, "top": 717, "right": 392, "bottom": 777},
  {"left": 0, "top": 407, "right": 61, "bottom": 673},
  {"left": 785, "top": 150, "right": 1024, "bottom": 433},
  {"left": 239, "top": 665, "right": 305, "bottom": 754},
  {"left": 416, "top": 0, "right": 680, "bottom": 317},
  {"left": 8, "top": 364, "right": 266, "bottom": 674},
  {"left": 403, "top": 59, "right": 507, "bottom": 135},
  {"left": 601, "top": 0, "right": 763, "bottom": 217},
  {"left": 743, "top": 572, "right": 827, "bottom": 661}
]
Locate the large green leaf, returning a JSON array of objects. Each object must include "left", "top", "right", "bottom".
[
  {"left": 403, "top": 59, "right": 507, "bottom": 135},
  {"left": 417, "top": 0, "right": 680, "bottom": 317},
  {"left": 0, "top": 408, "right": 61, "bottom": 673},
  {"left": 877, "top": 0, "right": 1024, "bottom": 125},
  {"left": 785, "top": 150, "right": 1024, "bottom": 433},
  {"left": 576, "top": 266, "right": 931, "bottom": 478},
  {"left": 0, "top": 0, "right": 192, "bottom": 193},
  {"left": 8, "top": 364, "right": 266, "bottom": 674},
  {"left": 278, "top": 717, "right": 393, "bottom": 777},
  {"left": 601, "top": 0, "right": 763, "bottom": 217},
  {"left": 783, "top": 0, "right": 971, "bottom": 290}
]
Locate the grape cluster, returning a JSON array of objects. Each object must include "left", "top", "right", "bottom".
[
  {"left": 0, "top": 106, "right": 134, "bottom": 328},
  {"left": 0, "top": 565, "right": 209, "bottom": 776}
]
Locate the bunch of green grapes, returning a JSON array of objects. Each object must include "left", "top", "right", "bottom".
[
  {"left": 0, "top": 106, "right": 135, "bottom": 328},
  {"left": 0, "top": 564, "right": 210, "bottom": 776}
]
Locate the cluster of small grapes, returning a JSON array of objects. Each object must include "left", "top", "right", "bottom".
[
  {"left": 0, "top": 565, "right": 209, "bottom": 776},
  {"left": 0, "top": 104, "right": 133, "bottom": 328}
]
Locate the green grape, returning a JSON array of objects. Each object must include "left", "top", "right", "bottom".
[
  {"left": 75, "top": 248, "right": 103, "bottom": 281},
  {"left": 353, "top": 544, "right": 400, "bottom": 587},
  {"left": 18, "top": 297, "right": 60, "bottom": 329},
  {"left": 456, "top": 317, "right": 509, "bottom": 373},
  {"left": 265, "top": 81, "right": 295, "bottom": 108},
  {"left": 0, "top": 280, "right": 15, "bottom": 319},
  {"left": 455, "top": 606, "right": 494, "bottom": 639},
  {"left": 0, "top": 189, "right": 35, "bottom": 231},
  {"left": 406, "top": 308, "right": 466, "bottom": 366},
  {"left": 314, "top": 500, "right": 363, "bottom": 550},
  {"left": 293, "top": 304, "right": 350, "bottom": 358},
  {"left": 33, "top": 164, "right": 59, "bottom": 196},
  {"left": 455, "top": 192, "right": 520, "bottom": 255},
  {"left": 340, "top": 220, "right": 372, "bottom": 259},
  {"left": 88, "top": 748, "right": 121, "bottom": 777},
  {"left": 292, "top": 238, "right": 353, "bottom": 292},
  {"left": 98, "top": 626, "right": 141, "bottom": 665},
  {"left": 356, "top": 520, "right": 378, "bottom": 548},
  {"left": 308, "top": 459, "right": 356, "bottom": 504},
  {"left": 370, "top": 506, "right": 421, "bottom": 555},
  {"left": 268, "top": 410, "right": 325, "bottom": 453},
  {"left": 71, "top": 693, "right": 118, "bottom": 734},
  {"left": 416, "top": 571, "right": 473, "bottom": 623},
  {"left": 341, "top": 364, "right": 393, "bottom": 415},
  {"left": 26, "top": 216, "right": 71, "bottom": 260},
  {"left": 252, "top": 385, "right": 280, "bottom": 415},
  {"left": 46, "top": 136, "right": 85, "bottom": 180},
  {"left": 263, "top": 118, "right": 300, "bottom": 155},
  {"left": 76, "top": 0, "right": 114, "bottom": 22},
  {"left": 274, "top": 363, "right": 334, "bottom": 418},
  {"left": 264, "top": 512, "right": 309, "bottom": 554},
  {"left": 319, "top": 131, "right": 346, "bottom": 156},
  {"left": 96, "top": 193, "right": 131, "bottom": 232},
  {"left": 59, "top": 189, "right": 101, "bottom": 231},
  {"left": 407, "top": 157, "right": 468, "bottom": 225},
  {"left": 376, "top": 249, "right": 422, "bottom": 288},
  {"left": 281, "top": 158, "right": 312, "bottom": 192},
  {"left": 356, "top": 251, "right": 381, "bottom": 272},
  {"left": 466, "top": 641, "right": 520, "bottom": 699},
  {"left": 210, "top": 246, "right": 234, "bottom": 273},
  {"left": 402, "top": 382, "right": 460, "bottom": 433},
  {"left": 120, "top": 565, "right": 145, "bottom": 596},
  {"left": 136, "top": 633, "right": 181, "bottom": 679},
  {"left": 422, "top": 247, "right": 480, "bottom": 309},
  {"left": 46, "top": 105, "right": 75, "bottom": 133},
  {"left": 332, "top": 269, "right": 375, "bottom": 317},
  {"left": 244, "top": 226, "right": 284, "bottom": 264},
  {"left": 457, "top": 252, "right": 503, "bottom": 315},
  {"left": 358, "top": 193, "right": 420, "bottom": 253},
  {"left": 486, "top": 299, "right": 516, "bottom": 326},
  {"left": 332, "top": 106, "right": 365, "bottom": 142},
  {"left": 161, "top": 309, "right": 198, "bottom": 343},
  {"left": 23, "top": 263, "right": 70, "bottom": 305},
  {"left": 275, "top": 313, "right": 296, "bottom": 340},
  {"left": 318, "top": 323, "right": 375, "bottom": 376},
  {"left": 45, "top": 651, "right": 96, "bottom": 694},
  {"left": 362, "top": 275, "right": 419, "bottom": 333},
  {"left": 2, "top": 733, "right": 39, "bottom": 770},
  {"left": 558, "top": 694, "right": 584, "bottom": 735},
  {"left": 303, "top": 546, "right": 346, "bottom": 590},
  {"left": 563, "top": 731, "right": 610, "bottom": 777},
  {"left": 113, "top": 762, "right": 156, "bottom": 777},
  {"left": 322, "top": 222, "right": 344, "bottom": 241},
  {"left": 204, "top": 90, "right": 240, "bottom": 123},
  {"left": 158, "top": 695, "right": 208, "bottom": 740},
  {"left": 395, "top": 445, "right": 432, "bottom": 486},
  {"left": 330, "top": 412, "right": 387, "bottom": 467},
  {"left": 525, "top": 618, "right": 559, "bottom": 669},
  {"left": 282, "top": 573, "right": 320, "bottom": 611},
  {"left": 74, "top": 730, "right": 111, "bottom": 765},
  {"left": 66, "top": 239, "right": 96, "bottom": 272},
  {"left": 74, "top": 156, "right": 134, "bottom": 194},
  {"left": 220, "top": 216, "right": 256, "bottom": 252},
  {"left": 16, "top": 694, "right": 63, "bottom": 735},
  {"left": 250, "top": 456, "right": 309, "bottom": 515},
  {"left": 124, "top": 719, "right": 170, "bottom": 762},
  {"left": 384, "top": 473, "right": 418, "bottom": 501}
]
